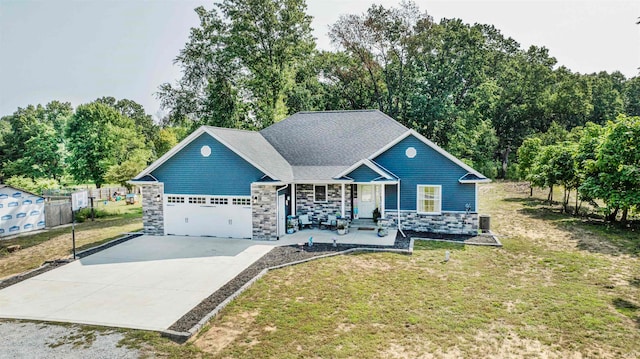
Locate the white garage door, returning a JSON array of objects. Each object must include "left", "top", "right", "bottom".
[{"left": 163, "top": 195, "right": 252, "bottom": 238}]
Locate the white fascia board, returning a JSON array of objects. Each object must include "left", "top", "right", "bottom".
[
  {"left": 252, "top": 181, "right": 286, "bottom": 186},
  {"left": 368, "top": 129, "right": 488, "bottom": 180},
  {"left": 459, "top": 178, "right": 492, "bottom": 184},
  {"left": 134, "top": 126, "right": 208, "bottom": 179},
  {"left": 369, "top": 159, "right": 399, "bottom": 179},
  {"left": 253, "top": 179, "right": 353, "bottom": 186},
  {"left": 372, "top": 180, "right": 400, "bottom": 184},
  {"left": 126, "top": 180, "right": 160, "bottom": 186},
  {"left": 333, "top": 159, "right": 393, "bottom": 180},
  {"left": 292, "top": 179, "right": 353, "bottom": 184}
]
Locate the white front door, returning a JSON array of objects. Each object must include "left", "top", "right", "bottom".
[{"left": 358, "top": 184, "right": 380, "bottom": 218}]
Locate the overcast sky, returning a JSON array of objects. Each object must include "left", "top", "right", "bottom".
[{"left": 0, "top": 0, "right": 638, "bottom": 118}]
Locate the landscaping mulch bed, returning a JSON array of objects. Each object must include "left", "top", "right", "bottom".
[{"left": 168, "top": 232, "right": 410, "bottom": 333}]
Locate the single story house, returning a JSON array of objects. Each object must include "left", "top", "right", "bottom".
[
  {"left": 0, "top": 185, "right": 46, "bottom": 238},
  {"left": 132, "top": 110, "right": 489, "bottom": 240}
]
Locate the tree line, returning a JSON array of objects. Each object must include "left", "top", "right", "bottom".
[
  {"left": 159, "top": 0, "right": 640, "bottom": 181},
  {"left": 0, "top": 97, "right": 184, "bottom": 191},
  {"left": 1, "top": 0, "right": 638, "bottom": 219}
]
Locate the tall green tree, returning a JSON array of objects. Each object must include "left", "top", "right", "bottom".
[
  {"left": 624, "top": 76, "right": 640, "bottom": 117},
  {"left": 96, "top": 96, "right": 159, "bottom": 156},
  {"left": 517, "top": 136, "right": 542, "bottom": 194},
  {"left": 66, "top": 102, "right": 149, "bottom": 188},
  {"left": 315, "top": 51, "right": 379, "bottom": 110},
  {"left": 579, "top": 115, "right": 640, "bottom": 222},
  {"left": 547, "top": 67, "right": 593, "bottom": 128},
  {"left": 158, "top": 0, "right": 315, "bottom": 129},
  {"left": 587, "top": 71, "right": 624, "bottom": 124},
  {"left": 329, "top": 1, "right": 428, "bottom": 122},
  {"left": 1, "top": 102, "right": 72, "bottom": 180},
  {"left": 491, "top": 46, "right": 556, "bottom": 176}
]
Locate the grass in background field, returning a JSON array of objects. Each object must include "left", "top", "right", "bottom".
[{"left": 135, "top": 181, "right": 639, "bottom": 358}]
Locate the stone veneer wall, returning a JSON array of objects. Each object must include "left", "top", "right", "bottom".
[
  {"left": 141, "top": 183, "right": 164, "bottom": 235},
  {"left": 296, "top": 184, "right": 352, "bottom": 219},
  {"left": 385, "top": 211, "right": 478, "bottom": 236},
  {"left": 252, "top": 184, "right": 278, "bottom": 240}
]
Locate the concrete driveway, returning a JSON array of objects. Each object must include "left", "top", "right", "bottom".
[{"left": 0, "top": 235, "right": 273, "bottom": 331}]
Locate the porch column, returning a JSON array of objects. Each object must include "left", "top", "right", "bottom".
[
  {"left": 341, "top": 183, "right": 345, "bottom": 218},
  {"left": 380, "top": 184, "right": 385, "bottom": 218},
  {"left": 397, "top": 180, "right": 401, "bottom": 228},
  {"left": 292, "top": 183, "right": 296, "bottom": 216}
]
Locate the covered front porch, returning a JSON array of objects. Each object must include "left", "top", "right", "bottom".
[
  {"left": 277, "top": 226, "right": 398, "bottom": 247},
  {"left": 290, "top": 182, "right": 398, "bottom": 221}
]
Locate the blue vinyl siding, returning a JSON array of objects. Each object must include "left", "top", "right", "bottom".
[
  {"left": 152, "top": 133, "right": 265, "bottom": 195},
  {"left": 347, "top": 164, "right": 384, "bottom": 182},
  {"left": 375, "top": 135, "right": 476, "bottom": 212},
  {"left": 385, "top": 184, "right": 398, "bottom": 209}
]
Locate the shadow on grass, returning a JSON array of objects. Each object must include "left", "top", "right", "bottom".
[
  {"left": 73, "top": 232, "right": 134, "bottom": 253},
  {"left": 503, "top": 196, "right": 550, "bottom": 207},
  {"left": 506, "top": 198, "right": 639, "bottom": 257},
  {"left": 613, "top": 297, "right": 640, "bottom": 328}
]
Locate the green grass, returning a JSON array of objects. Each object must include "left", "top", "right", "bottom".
[
  {"left": 145, "top": 181, "right": 637, "bottom": 358},
  {"left": 4, "top": 181, "right": 637, "bottom": 357},
  {"left": 0, "top": 201, "right": 141, "bottom": 257},
  {"left": 0, "top": 200, "right": 142, "bottom": 278}
]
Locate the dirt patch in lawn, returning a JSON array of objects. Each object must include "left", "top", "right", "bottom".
[{"left": 193, "top": 310, "right": 259, "bottom": 355}]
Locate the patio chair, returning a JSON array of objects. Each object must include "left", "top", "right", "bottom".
[
  {"left": 320, "top": 215, "right": 337, "bottom": 230},
  {"left": 299, "top": 214, "right": 313, "bottom": 229}
]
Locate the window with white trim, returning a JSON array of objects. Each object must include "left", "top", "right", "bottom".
[
  {"left": 417, "top": 185, "right": 441, "bottom": 214},
  {"left": 314, "top": 185, "right": 327, "bottom": 202}
]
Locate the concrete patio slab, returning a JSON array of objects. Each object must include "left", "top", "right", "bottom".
[
  {"left": 277, "top": 227, "right": 398, "bottom": 246},
  {"left": 0, "top": 235, "right": 274, "bottom": 331}
]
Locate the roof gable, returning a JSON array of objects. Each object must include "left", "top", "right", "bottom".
[
  {"left": 135, "top": 126, "right": 292, "bottom": 182},
  {"left": 369, "top": 130, "right": 488, "bottom": 180},
  {"left": 335, "top": 159, "right": 396, "bottom": 182}
]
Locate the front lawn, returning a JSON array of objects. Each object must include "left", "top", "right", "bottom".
[
  {"left": 139, "top": 181, "right": 638, "bottom": 358},
  {"left": 0, "top": 200, "right": 142, "bottom": 279}
]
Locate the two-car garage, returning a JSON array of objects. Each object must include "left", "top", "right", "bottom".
[{"left": 163, "top": 194, "right": 252, "bottom": 238}]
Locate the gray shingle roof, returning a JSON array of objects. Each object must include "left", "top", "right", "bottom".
[
  {"left": 291, "top": 166, "right": 350, "bottom": 181},
  {"left": 260, "top": 110, "right": 408, "bottom": 166},
  {"left": 135, "top": 110, "right": 487, "bottom": 183},
  {"left": 205, "top": 126, "right": 294, "bottom": 182}
]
